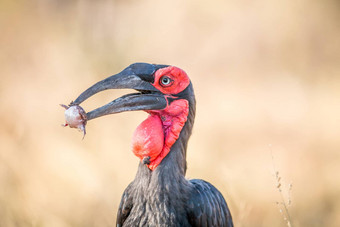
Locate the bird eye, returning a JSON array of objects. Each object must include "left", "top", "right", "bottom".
[{"left": 160, "top": 76, "right": 172, "bottom": 86}]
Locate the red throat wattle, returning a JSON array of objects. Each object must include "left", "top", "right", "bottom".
[{"left": 132, "top": 99, "right": 189, "bottom": 170}]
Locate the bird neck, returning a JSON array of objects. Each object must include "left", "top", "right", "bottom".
[{"left": 135, "top": 92, "right": 196, "bottom": 178}]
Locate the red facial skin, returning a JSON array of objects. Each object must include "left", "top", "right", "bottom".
[
  {"left": 152, "top": 66, "right": 190, "bottom": 95},
  {"left": 132, "top": 66, "right": 191, "bottom": 171}
]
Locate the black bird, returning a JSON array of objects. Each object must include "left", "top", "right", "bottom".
[{"left": 71, "top": 63, "right": 233, "bottom": 226}]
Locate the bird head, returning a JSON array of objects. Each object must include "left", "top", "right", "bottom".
[{"left": 72, "top": 63, "right": 195, "bottom": 170}]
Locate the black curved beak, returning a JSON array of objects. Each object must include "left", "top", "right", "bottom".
[{"left": 72, "top": 63, "right": 167, "bottom": 121}]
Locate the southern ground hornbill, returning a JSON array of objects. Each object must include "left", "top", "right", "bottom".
[{"left": 64, "top": 63, "right": 233, "bottom": 226}]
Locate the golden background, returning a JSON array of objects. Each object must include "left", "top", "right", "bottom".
[{"left": 1, "top": 0, "right": 340, "bottom": 226}]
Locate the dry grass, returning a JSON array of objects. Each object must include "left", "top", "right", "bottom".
[
  {"left": 271, "top": 149, "right": 293, "bottom": 227},
  {"left": 1, "top": 0, "right": 340, "bottom": 226}
]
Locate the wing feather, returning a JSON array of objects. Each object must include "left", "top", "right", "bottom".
[
  {"left": 187, "top": 179, "right": 233, "bottom": 227},
  {"left": 116, "top": 183, "right": 134, "bottom": 227}
]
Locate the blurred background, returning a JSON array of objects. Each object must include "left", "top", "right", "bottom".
[{"left": 1, "top": 0, "right": 340, "bottom": 226}]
